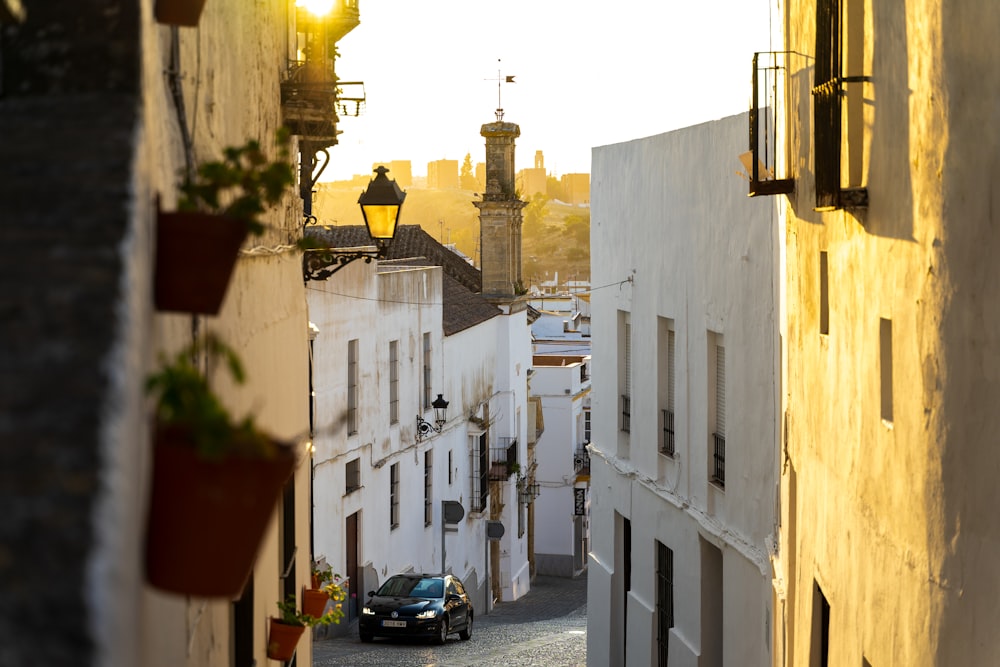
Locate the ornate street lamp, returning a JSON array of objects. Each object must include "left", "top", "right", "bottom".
[
  {"left": 302, "top": 166, "right": 405, "bottom": 281},
  {"left": 416, "top": 394, "right": 450, "bottom": 440}
]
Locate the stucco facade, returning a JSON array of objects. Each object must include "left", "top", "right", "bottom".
[
  {"left": 1, "top": 1, "right": 332, "bottom": 665},
  {"left": 531, "top": 356, "right": 592, "bottom": 578},
  {"left": 589, "top": 113, "right": 781, "bottom": 666},
  {"left": 775, "top": 1, "right": 1000, "bottom": 664}
]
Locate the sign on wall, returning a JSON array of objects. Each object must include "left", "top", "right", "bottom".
[{"left": 574, "top": 488, "right": 586, "bottom": 516}]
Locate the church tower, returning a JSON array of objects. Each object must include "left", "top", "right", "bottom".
[{"left": 475, "top": 118, "right": 527, "bottom": 302}]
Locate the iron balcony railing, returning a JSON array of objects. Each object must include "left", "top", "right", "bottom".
[
  {"left": 621, "top": 394, "right": 631, "bottom": 433},
  {"left": 574, "top": 443, "right": 591, "bottom": 475},
  {"left": 661, "top": 409, "right": 675, "bottom": 457},
  {"left": 711, "top": 433, "right": 726, "bottom": 488}
]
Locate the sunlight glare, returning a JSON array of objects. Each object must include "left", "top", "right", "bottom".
[{"left": 296, "top": 0, "right": 335, "bottom": 16}]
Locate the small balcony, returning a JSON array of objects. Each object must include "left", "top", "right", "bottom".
[
  {"left": 573, "top": 443, "right": 591, "bottom": 476},
  {"left": 488, "top": 438, "right": 518, "bottom": 481},
  {"left": 746, "top": 51, "right": 794, "bottom": 197}
]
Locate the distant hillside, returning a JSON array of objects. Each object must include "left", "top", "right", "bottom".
[{"left": 311, "top": 183, "right": 590, "bottom": 287}]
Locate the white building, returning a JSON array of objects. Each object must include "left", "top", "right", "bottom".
[
  {"left": 307, "top": 224, "right": 533, "bottom": 620},
  {"left": 588, "top": 112, "right": 781, "bottom": 666},
  {"left": 530, "top": 355, "right": 592, "bottom": 578}
]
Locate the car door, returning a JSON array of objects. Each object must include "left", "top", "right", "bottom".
[{"left": 445, "top": 577, "right": 468, "bottom": 627}]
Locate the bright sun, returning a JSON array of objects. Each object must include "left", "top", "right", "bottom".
[{"left": 295, "top": 0, "right": 335, "bottom": 16}]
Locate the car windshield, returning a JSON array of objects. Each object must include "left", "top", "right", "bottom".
[{"left": 376, "top": 576, "right": 444, "bottom": 599}]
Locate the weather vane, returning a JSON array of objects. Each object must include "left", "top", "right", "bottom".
[{"left": 486, "top": 59, "right": 515, "bottom": 121}]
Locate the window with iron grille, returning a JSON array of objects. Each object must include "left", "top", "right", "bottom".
[
  {"left": 424, "top": 450, "right": 433, "bottom": 526},
  {"left": 656, "top": 541, "right": 674, "bottom": 666},
  {"left": 345, "top": 457, "right": 361, "bottom": 494},
  {"left": 583, "top": 409, "right": 591, "bottom": 443},
  {"left": 389, "top": 462, "right": 399, "bottom": 529},
  {"left": 347, "top": 339, "right": 358, "bottom": 435},
  {"left": 659, "top": 319, "right": 676, "bottom": 456},
  {"left": 621, "top": 313, "right": 631, "bottom": 433},
  {"left": 389, "top": 340, "right": 399, "bottom": 424},
  {"left": 422, "top": 332, "right": 432, "bottom": 411},
  {"left": 711, "top": 336, "right": 726, "bottom": 487},
  {"left": 813, "top": 0, "right": 869, "bottom": 210},
  {"left": 469, "top": 433, "right": 488, "bottom": 512}
]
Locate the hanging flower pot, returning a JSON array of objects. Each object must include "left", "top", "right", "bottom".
[
  {"left": 154, "top": 131, "right": 294, "bottom": 314},
  {"left": 267, "top": 618, "right": 306, "bottom": 662},
  {"left": 144, "top": 425, "right": 298, "bottom": 597},
  {"left": 154, "top": 0, "right": 208, "bottom": 27},
  {"left": 154, "top": 210, "right": 248, "bottom": 315},
  {"left": 302, "top": 587, "right": 330, "bottom": 619}
]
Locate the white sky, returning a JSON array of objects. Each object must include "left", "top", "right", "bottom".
[{"left": 321, "top": 0, "right": 776, "bottom": 182}]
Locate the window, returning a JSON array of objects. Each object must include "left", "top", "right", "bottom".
[
  {"left": 470, "top": 433, "right": 489, "bottom": 512},
  {"left": 345, "top": 458, "right": 361, "bottom": 494},
  {"left": 710, "top": 334, "right": 726, "bottom": 487},
  {"left": 424, "top": 450, "right": 433, "bottom": 526},
  {"left": 448, "top": 450, "right": 453, "bottom": 485},
  {"left": 389, "top": 340, "right": 399, "bottom": 424},
  {"left": 389, "top": 463, "right": 400, "bottom": 529},
  {"left": 583, "top": 408, "right": 591, "bottom": 443},
  {"left": 620, "top": 311, "right": 632, "bottom": 434},
  {"left": 700, "top": 537, "right": 723, "bottom": 667},
  {"left": 422, "top": 332, "right": 432, "bottom": 411},
  {"left": 814, "top": 0, "right": 868, "bottom": 210},
  {"left": 656, "top": 541, "right": 674, "bottom": 666},
  {"left": 658, "top": 318, "right": 676, "bottom": 456},
  {"left": 347, "top": 339, "right": 359, "bottom": 435},
  {"left": 820, "top": 252, "right": 830, "bottom": 335},
  {"left": 812, "top": 582, "right": 831, "bottom": 667},
  {"left": 880, "top": 318, "right": 893, "bottom": 423}
]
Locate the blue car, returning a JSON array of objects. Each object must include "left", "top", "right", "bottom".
[{"left": 360, "top": 573, "right": 473, "bottom": 645}]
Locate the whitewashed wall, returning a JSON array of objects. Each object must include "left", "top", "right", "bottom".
[{"left": 588, "top": 112, "right": 780, "bottom": 666}]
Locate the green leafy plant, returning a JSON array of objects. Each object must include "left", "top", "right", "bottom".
[
  {"left": 146, "top": 333, "right": 277, "bottom": 459},
  {"left": 277, "top": 594, "right": 339, "bottom": 627},
  {"left": 311, "top": 561, "right": 333, "bottom": 585},
  {"left": 177, "top": 128, "right": 295, "bottom": 236}
]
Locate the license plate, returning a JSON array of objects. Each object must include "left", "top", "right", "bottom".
[{"left": 382, "top": 620, "right": 406, "bottom": 628}]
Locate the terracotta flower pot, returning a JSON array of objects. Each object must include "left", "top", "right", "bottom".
[
  {"left": 144, "top": 427, "right": 297, "bottom": 597},
  {"left": 267, "top": 619, "right": 306, "bottom": 661},
  {"left": 154, "top": 210, "right": 248, "bottom": 315},
  {"left": 154, "top": 0, "right": 207, "bottom": 26},
  {"left": 302, "top": 588, "right": 329, "bottom": 618}
]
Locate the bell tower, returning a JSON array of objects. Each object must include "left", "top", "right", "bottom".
[{"left": 475, "top": 119, "right": 526, "bottom": 302}]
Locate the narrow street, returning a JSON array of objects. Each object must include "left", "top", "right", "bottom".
[{"left": 312, "top": 573, "right": 587, "bottom": 667}]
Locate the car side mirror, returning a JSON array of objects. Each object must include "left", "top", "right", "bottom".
[{"left": 367, "top": 590, "right": 376, "bottom": 597}]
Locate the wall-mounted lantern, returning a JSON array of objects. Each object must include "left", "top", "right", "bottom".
[
  {"left": 302, "top": 166, "right": 405, "bottom": 281},
  {"left": 417, "top": 394, "right": 450, "bottom": 440}
]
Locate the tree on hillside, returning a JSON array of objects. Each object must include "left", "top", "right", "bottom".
[
  {"left": 564, "top": 213, "right": 590, "bottom": 246},
  {"left": 546, "top": 175, "right": 565, "bottom": 202},
  {"left": 460, "top": 153, "right": 478, "bottom": 190},
  {"left": 523, "top": 193, "right": 549, "bottom": 232}
]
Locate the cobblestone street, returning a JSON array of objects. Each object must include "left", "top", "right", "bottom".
[{"left": 312, "top": 573, "right": 588, "bottom": 667}]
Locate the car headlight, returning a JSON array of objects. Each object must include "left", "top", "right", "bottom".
[
  {"left": 415, "top": 608, "right": 438, "bottom": 619},
  {"left": 362, "top": 607, "right": 375, "bottom": 616}
]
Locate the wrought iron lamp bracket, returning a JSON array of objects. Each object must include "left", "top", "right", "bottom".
[{"left": 302, "top": 245, "right": 387, "bottom": 282}]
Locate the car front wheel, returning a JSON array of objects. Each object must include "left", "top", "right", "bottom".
[
  {"left": 436, "top": 617, "right": 449, "bottom": 645},
  {"left": 459, "top": 614, "right": 472, "bottom": 640}
]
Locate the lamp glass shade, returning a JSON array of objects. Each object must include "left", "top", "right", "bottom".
[
  {"left": 358, "top": 166, "right": 405, "bottom": 243},
  {"left": 360, "top": 204, "right": 400, "bottom": 240},
  {"left": 431, "top": 393, "right": 449, "bottom": 425}
]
